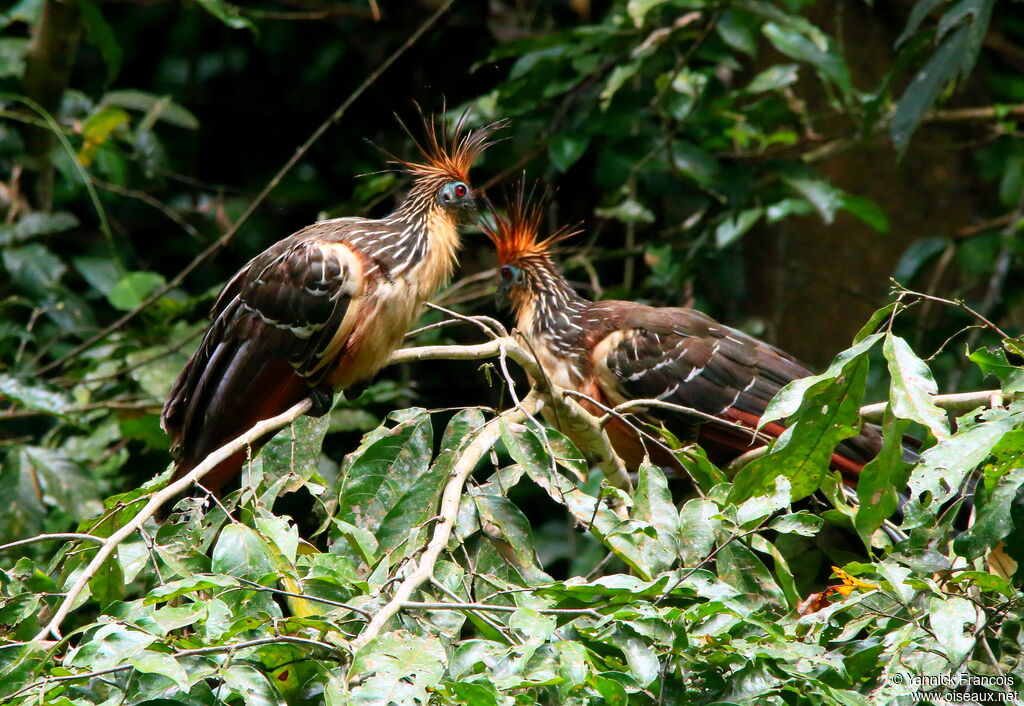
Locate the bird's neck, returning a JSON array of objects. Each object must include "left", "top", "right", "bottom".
[
  {"left": 516, "top": 260, "right": 589, "bottom": 354},
  {"left": 376, "top": 184, "right": 461, "bottom": 298}
]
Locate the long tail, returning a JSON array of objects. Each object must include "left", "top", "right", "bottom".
[{"left": 160, "top": 334, "right": 308, "bottom": 518}]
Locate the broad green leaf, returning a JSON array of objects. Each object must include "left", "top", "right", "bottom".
[
  {"left": 102, "top": 89, "right": 201, "bottom": 129},
  {"left": 768, "top": 511, "right": 824, "bottom": 536},
  {"left": 969, "top": 347, "right": 1024, "bottom": 394},
  {"left": 599, "top": 62, "right": 641, "bottom": 109},
  {"left": 107, "top": 271, "right": 166, "bottom": 311},
  {"left": 715, "top": 208, "right": 763, "bottom": 248},
  {"left": 0, "top": 211, "right": 78, "bottom": 245},
  {"left": 69, "top": 624, "right": 156, "bottom": 670},
  {"left": 0, "top": 37, "right": 28, "bottom": 78},
  {"left": 841, "top": 194, "right": 889, "bottom": 233},
  {"left": 0, "top": 375, "right": 70, "bottom": 415},
  {"left": 891, "top": 25, "right": 971, "bottom": 153},
  {"left": 2, "top": 244, "right": 66, "bottom": 296},
  {"left": 218, "top": 664, "right": 284, "bottom": 706},
  {"left": 144, "top": 574, "right": 236, "bottom": 604},
  {"left": 736, "top": 476, "right": 791, "bottom": 526},
  {"left": 474, "top": 494, "right": 550, "bottom": 584},
  {"left": 76, "top": 0, "right": 122, "bottom": 82},
  {"left": 129, "top": 651, "right": 191, "bottom": 690},
  {"left": 892, "top": 237, "right": 948, "bottom": 284},
  {"left": 677, "top": 498, "right": 721, "bottom": 565},
  {"left": 906, "top": 408, "right": 1024, "bottom": 512},
  {"left": 883, "top": 333, "right": 950, "bottom": 439},
  {"left": 194, "top": 0, "right": 254, "bottom": 31},
  {"left": 211, "top": 525, "right": 275, "bottom": 581},
  {"left": 953, "top": 466, "right": 1024, "bottom": 560},
  {"left": 731, "top": 337, "right": 875, "bottom": 503},
  {"left": 595, "top": 197, "right": 655, "bottom": 224},
  {"left": 348, "top": 633, "right": 445, "bottom": 705},
  {"left": 928, "top": 595, "right": 976, "bottom": 666},
  {"left": 779, "top": 164, "right": 844, "bottom": 224},
  {"left": 633, "top": 462, "right": 679, "bottom": 541},
  {"left": 549, "top": 134, "right": 589, "bottom": 172},
  {"left": 745, "top": 64, "right": 800, "bottom": 93},
  {"left": 336, "top": 409, "right": 432, "bottom": 539},
  {"left": 762, "top": 22, "right": 853, "bottom": 97},
  {"left": 854, "top": 412, "right": 912, "bottom": 548}
]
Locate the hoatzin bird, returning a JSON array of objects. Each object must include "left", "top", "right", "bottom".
[
  {"left": 160, "top": 114, "right": 504, "bottom": 515},
  {"left": 483, "top": 191, "right": 887, "bottom": 477}
]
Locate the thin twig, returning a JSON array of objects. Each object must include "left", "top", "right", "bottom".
[
  {"left": 0, "top": 533, "right": 104, "bottom": 554},
  {"left": 34, "top": 398, "right": 312, "bottom": 641}
]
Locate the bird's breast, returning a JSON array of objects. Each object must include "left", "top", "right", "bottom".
[{"left": 324, "top": 277, "right": 423, "bottom": 389}]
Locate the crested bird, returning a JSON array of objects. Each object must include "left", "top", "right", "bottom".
[
  {"left": 482, "top": 189, "right": 889, "bottom": 478},
  {"left": 159, "top": 113, "right": 505, "bottom": 515}
]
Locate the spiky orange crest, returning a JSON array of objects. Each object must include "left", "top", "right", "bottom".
[
  {"left": 393, "top": 110, "right": 507, "bottom": 183},
  {"left": 484, "top": 184, "right": 579, "bottom": 265}
]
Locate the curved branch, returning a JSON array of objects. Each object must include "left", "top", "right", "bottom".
[
  {"left": 348, "top": 392, "right": 541, "bottom": 656},
  {"left": 34, "top": 398, "right": 312, "bottom": 642}
]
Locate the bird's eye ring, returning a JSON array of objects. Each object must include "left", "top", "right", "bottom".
[
  {"left": 454, "top": 183, "right": 468, "bottom": 198},
  {"left": 500, "top": 266, "right": 514, "bottom": 281}
]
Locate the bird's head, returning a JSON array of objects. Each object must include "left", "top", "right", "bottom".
[
  {"left": 482, "top": 184, "right": 579, "bottom": 313},
  {"left": 390, "top": 110, "right": 508, "bottom": 225}
]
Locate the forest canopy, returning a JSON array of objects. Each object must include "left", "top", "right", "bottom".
[{"left": 1, "top": 0, "right": 1024, "bottom": 704}]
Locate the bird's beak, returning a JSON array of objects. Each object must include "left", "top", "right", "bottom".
[
  {"left": 453, "top": 193, "right": 479, "bottom": 225},
  {"left": 495, "top": 279, "right": 512, "bottom": 311}
]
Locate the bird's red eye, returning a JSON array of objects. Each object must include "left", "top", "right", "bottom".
[
  {"left": 500, "top": 266, "right": 513, "bottom": 281},
  {"left": 454, "top": 183, "right": 468, "bottom": 198}
]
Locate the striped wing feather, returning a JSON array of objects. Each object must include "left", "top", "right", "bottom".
[
  {"left": 160, "top": 220, "right": 369, "bottom": 500},
  {"left": 588, "top": 303, "right": 882, "bottom": 470}
]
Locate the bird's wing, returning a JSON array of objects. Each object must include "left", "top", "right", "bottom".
[
  {"left": 587, "top": 304, "right": 882, "bottom": 470},
  {"left": 161, "top": 222, "right": 367, "bottom": 481},
  {"left": 590, "top": 305, "right": 807, "bottom": 425}
]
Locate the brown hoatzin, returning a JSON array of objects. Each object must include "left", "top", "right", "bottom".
[
  {"left": 483, "top": 192, "right": 887, "bottom": 477},
  {"left": 160, "top": 114, "right": 504, "bottom": 515}
]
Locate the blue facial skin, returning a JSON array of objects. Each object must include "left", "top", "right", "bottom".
[
  {"left": 495, "top": 264, "right": 522, "bottom": 310},
  {"left": 439, "top": 181, "right": 477, "bottom": 223}
]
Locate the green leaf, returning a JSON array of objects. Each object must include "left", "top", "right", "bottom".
[
  {"left": 891, "top": 24, "right": 971, "bottom": 153},
  {"left": 129, "top": 651, "right": 191, "bottom": 690},
  {"left": 600, "top": 61, "right": 642, "bottom": 109},
  {"left": 883, "top": 333, "right": 951, "bottom": 439},
  {"left": 969, "top": 347, "right": 1024, "bottom": 394},
  {"left": 928, "top": 595, "right": 977, "bottom": 666},
  {"left": 218, "top": 664, "right": 283, "bottom": 706},
  {"left": 0, "top": 211, "right": 79, "bottom": 246},
  {"left": 102, "top": 89, "right": 200, "bottom": 129},
  {"left": 762, "top": 22, "right": 853, "bottom": 97},
  {"left": 549, "top": 134, "right": 589, "bottom": 172},
  {"left": 745, "top": 64, "right": 801, "bottom": 93},
  {"left": 474, "top": 494, "right": 550, "bottom": 584},
  {"left": 953, "top": 466, "right": 1024, "bottom": 560},
  {"left": 336, "top": 409, "right": 433, "bottom": 547},
  {"left": 892, "top": 237, "right": 948, "bottom": 284},
  {"left": 841, "top": 194, "right": 889, "bottom": 233},
  {"left": 855, "top": 412, "right": 913, "bottom": 548},
  {"left": 194, "top": 0, "right": 254, "bottom": 30},
  {"left": 107, "top": 271, "right": 166, "bottom": 311},
  {"left": 75, "top": 0, "right": 122, "bottom": 82},
  {"left": 348, "top": 633, "right": 445, "bottom": 705},
  {"left": 2, "top": 244, "right": 66, "bottom": 296},
  {"left": 715, "top": 208, "right": 763, "bottom": 248},
  {"left": 211, "top": 525, "right": 275, "bottom": 581},
  {"left": 0, "top": 37, "right": 29, "bottom": 78},
  {"left": 677, "top": 498, "right": 721, "bottom": 565},
  {"left": 779, "top": 164, "right": 844, "bottom": 224},
  {"left": 69, "top": 624, "right": 156, "bottom": 671},
  {"left": 0, "top": 375, "right": 70, "bottom": 415},
  {"left": 634, "top": 462, "right": 680, "bottom": 541},
  {"left": 736, "top": 476, "right": 791, "bottom": 526},
  {"left": 905, "top": 408, "right": 1024, "bottom": 521},
  {"left": 595, "top": 197, "right": 655, "bottom": 224}
]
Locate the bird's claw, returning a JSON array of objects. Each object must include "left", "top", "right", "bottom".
[{"left": 307, "top": 386, "right": 335, "bottom": 417}]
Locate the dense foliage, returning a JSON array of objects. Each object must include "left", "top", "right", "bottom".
[{"left": 2, "top": 0, "right": 1024, "bottom": 703}]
